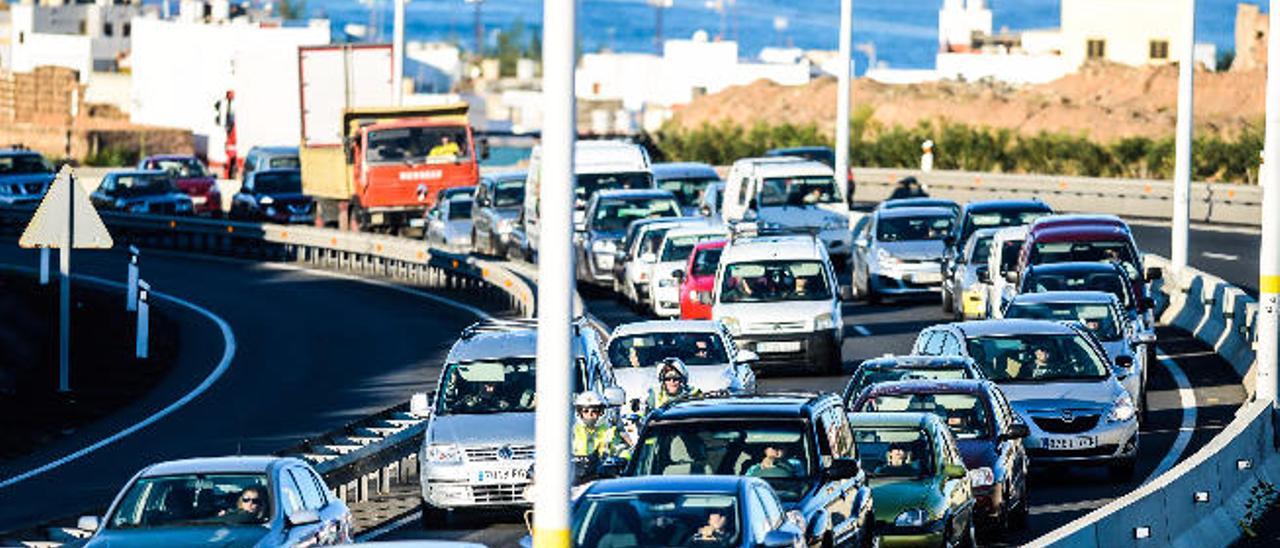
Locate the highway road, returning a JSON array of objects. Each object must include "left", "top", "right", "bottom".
[{"left": 0, "top": 245, "right": 480, "bottom": 534}]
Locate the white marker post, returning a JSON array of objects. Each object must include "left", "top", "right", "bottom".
[
  {"left": 1171, "top": 0, "right": 1197, "bottom": 270},
  {"left": 1256, "top": 0, "right": 1280, "bottom": 406},
  {"left": 534, "top": 0, "right": 576, "bottom": 545},
  {"left": 834, "top": 0, "right": 853, "bottom": 205},
  {"left": 39, "top": 248, "right": 49, "bottom": 285},
  {"left": 136, "top": 279, "right": 150, "bottom": 360},
  {"left": 126, "top": 245, "right": 140, "bottom": 312}
]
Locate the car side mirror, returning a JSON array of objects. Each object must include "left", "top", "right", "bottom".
[
  {"left": 1145, "top": 267, "right": 1163, "bottom": 281},
  {"left": 824, "top": 458, "right": 861, "bottom": 481},
  {"left": 409, "top": 392, "right": 430, "bottom": 418},
  {"left": 574, "top": 221, "right": 587, "bottom": 233},
  {"left": 1001, "top": 422, "right": 1030, "bottom": 440},
  {"left": 640, "top": 252, "right": 657, "bottom": 263},
  {"left": 976, "top": 265, "right": 990, "bottom": 284},
  {"left": 736, "top": 349, "right": 760, "bottom": 363},
  {"left": 1004, "top": 271, "right": 1019, "bottom": 284},
  {"left": 602, "top": 386, "right": 627, "bottom": 408},
  {"left": 1114, "top": 355, "right": 1134, "bottom": 372},
  {"left": 77, "top": 515, "right": 100, "bottom": 532},
  {"left": 672, "top": 269, "right": 685, "bottom": 281},
  {"left": 761, "top": 525, "right": 805, "bottom": 548},
  {"left": 943, "top": 463, "right": 967, "bottom": 480},
  {"left": 596, "top": 456, "right": 628, "bottom": 479},
  {"left": 287, "top": 509, "right": 321, "bottom": 527},
  {"left": 479, "top": 137, "right": 491, "bottom": 161}
]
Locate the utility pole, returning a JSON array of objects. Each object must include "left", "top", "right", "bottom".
[
  {"left": 1171, "top": 0, "right": 1197, "bottom": 270},
  {"left": 392, "top": 0, "right": 405, "bottom": 105},
  {"left": 466, "top": 0, "right": 485, "bottom": 57},
  {"left": 650, "top": 0, "right": 672, "bottom": 52},
  {"left": 834, "top": 0, "right": 853, "bottom": 206},
  {"left": 1256, "top": 0, "right": 1280, "bottom": 406},
  {"left": 533, "top": 0, "right": 575, "bottom": 546}
]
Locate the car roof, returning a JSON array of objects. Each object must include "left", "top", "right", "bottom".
[
  {"left": 142, "top": 154, "right": 199, "bottom": 161},
  {"left": 962, "top": 199, "right": 1051, "bottom": 213},
  {"left": 249, "top": 168, "right": 300, "bottom": 178},
  {"left": 858, "top": 379, "right": 991, "bottom": 397},
  {"left": 846, "top": 411, "right": 936, "bottom": 429},
  {"left": 859, "top": 355, "right": 977, "bottom": 370},
  {"left": 752, "top": 159, "right": 834, "bottom": 178},
  {"left": 880, "top": 198, "right": 959, "bottom": 210},
  {"left": 1029, "top": 225, "right": 1132, "bottom": 243},
  {"left": 574, "top": 140, "right": 649, "bottom": 174},
  {"left": 876, "top": 206, "right": 956, "bottom": 219},
  {"left": 585, "top": 475, "right": 747, "bottom": 496},
  {"left": 652, "top": 393, "right": 828, "bottom": 420},
  {"left": 1025, "top": 261, "right": 1123, "bottom": 275},
  {"left": 594, "top": 189, "right": 674, "bottom": 201},
  {"left": 664, "top": 226, "right": 728, "bottom": 240},
  {"left": 0, "top": 149, "right": 42, "bottom": 157},
  {"left": 107, "top": 169, "right": 167, "bottom": 177},
  {"left": 611, "top": 320, "right": 721, "bottom": 338},
  {"left": 1009, "top": 290, "right": 1118, "bottom": 305},
  {"left": 249, "top": 146, "right": 299, "bottom": 155},
  {"left": 141, "top": 456, "right": 292, "bottom": 476},
  {"left": 652, "top": 162, "right": 719, "bottom": 179},
  {"left": 483, "top": 170, "right": 527, "bottom": 183},
  {"left": 767, "top": 146, "right": 832, "bottom": 154},
  {"left": 965, "top": 227, "right": 1002, "bottom": 243},
  {"left": 450, "top": 328, "right": 539, "bottom": 361},
  {"left": 949, "top": 319, "right": 1079, "bottom": 337},
  {"left": 723, "top": 235, "right": 824, "bottom": 262},
  {"left": 692, "top": 239, "right": 729, "bottom": 253},
  {"left": 1031, "top": 214, "right": 1127, "bottom": 232}
]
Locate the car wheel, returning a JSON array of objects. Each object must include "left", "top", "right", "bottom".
[
  {"left": 420, "top": 501, "right": 451, "bottom": 529},
  {"left": 1109, "top": 458, "right": 1137, "bottom": 481},
  {"left": 941, "top": 287, "right": 954, "bottom": 313},
  {"left": 1009, "top": 493, "right": 1030, "bottom": 529}
]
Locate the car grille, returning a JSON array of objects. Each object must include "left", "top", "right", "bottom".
[
  {"left": 149, "top": 202, "right": 178, "bottom": 214},
  {"left": 286, "top": 203, "right": 314, "bottom": 215},
  {"left": 471, "top": 483, "right": 528, "bottom": 504},
  {"left": 1028, "top": 444, "right": 1118, "bottom": 458},
  {"left": 464, "top": 444, "right": 535, "bottom": 462},
  {"left": 1032, "top": 413, "right": 1101, "bottom": 434},
  {"left": 749, "top": 321, "right": 806, "bottom": 333}
]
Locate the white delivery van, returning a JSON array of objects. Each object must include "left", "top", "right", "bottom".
[{"left": 721, "top": 157, "right": 852, "bottom": 269}]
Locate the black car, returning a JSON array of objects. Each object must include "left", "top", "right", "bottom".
[
  {"left": 943, "top": 199, "right": 1053, "bottom": 292},
  {"left": 230, "top": 168, "right": 314, "bottom": 224},
  {"left": 628, "top": 393, "right": 875, "bottom": 548},
  {"left": 0, "top": 149, "right": 55, "bottom": 206},
  {"left": 843, "top": 355, "right": 984, "bottom": 404},
  {"left": 90, "top": 170, "right": 194, "bottom": 215}
]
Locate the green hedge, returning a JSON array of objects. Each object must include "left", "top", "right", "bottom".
[{"left": 651, "top": 115, "right": 1264, "bottom": 184}]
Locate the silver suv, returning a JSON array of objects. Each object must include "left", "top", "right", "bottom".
[{"left": 412, "top": 318, "right": 622, "bottom": 527}]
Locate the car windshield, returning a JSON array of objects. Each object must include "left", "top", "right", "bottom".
[
  {"left": 594, "top": 198, "right": 680, "bottom": 232},
  {"left": 1023, "top": 271, "right": 1131, "bottom": 308},
  {"left": 108, "top": 473, "right": 271, "bottom": 529},
  {"left": 437, "top": 359, "right": 536, "bottom": 414},
  {"left": 877, "top": 215, "right": 954, "bottom": 242},
  {"left": 967, "top": 235, "right": 994, "bottom": 263},
  {"left": 720, "top": 260, "right": 832, "bottom": 303},
  {"left": 635, "top": 226, "right": 675, "bottom": 258},
  {"left": 631, "top": 420, "right": 812, "bottom": 502},
  {"left": 965, "top": 333, "right": 1110, "bottom": 382},
  {"left": 859, "top": 394, "right": 992, "bottom": 440},
  {"left": 0, "top": 154, "right": 53, "bottom": 175},
  {"left": 852, "top": 427, "right": 933, "bottom": 479},
  {"left": 493, "top": 180, "right": 525, "bottom": 207},
  {"left": 848, "top": 368, "right": 971, "bottom": 403},
  {"left": 692, "top": 247, "right": 724, "bottom": 277},
  {"left": 759, "top": 176, "right": 840, "bottom": 206},
  {"left": 661, "top": 233, "right": 724, "bottom": 263},
  {"left": 961, "top": 209, "right": 1049, "bottom": 243},
  {"left": 253, "top": 171, "right": 301, "bottom": 194},
  {"left": 146, "top": 158, "right": 207, "bottom": 178},
  {"left": 576, "top": 172, "right": 654, "bottom": 205},
  {"left": 367, "top": 126, "right": 470, "bottom": 164},
  {"left": 267, "top": 156, "right": 300, "bottom": 169},
  {"left": 659, "top": 176, "right": 720, "bottom": 208},
  {"left": 1005, "top": 302, "right": 1121, "bottom": 341},
  {"left": 112, "top": 174, "right": 176, "bottom": 196},
  {"left": 447, "top": 199, "right": 473, "bottom": 220},
  {"left": 574, "top": 493, "right": 741, "bottom": 547},
  {"left": 1031, "top": 241, "right": 1140, "bottom": 279},
  {"left": 608, "top": 332, "right": 729, "bottom": 368}
]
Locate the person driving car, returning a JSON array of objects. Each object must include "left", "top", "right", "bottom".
[
  {"left": 689, "top": 509, "right": 735, "bottom": 546},
  {"left": 219, "top": 486, "right": 267, "bottom": 523},
  {"left": 745, "top": 443, "right": 797, "bottom": 478},
  {"left": 876, "top": 443, "right": 917, "bottom": 476}
]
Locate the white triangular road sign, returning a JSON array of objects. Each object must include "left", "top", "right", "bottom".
[{"left": 20, "top": 165, "right": 113, "bottom": 249}]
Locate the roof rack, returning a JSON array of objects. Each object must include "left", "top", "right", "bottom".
[
  {"left": 728, "top": 221, "right": 820, "bottom": 241},
  {"left": 459, "top": 317, "right": 588, "bottom": 340}
]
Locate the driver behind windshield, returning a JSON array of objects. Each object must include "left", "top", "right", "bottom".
[
  {"left": 219, "top": 486, "right": 268, "bottom": 524},
  {"left": 744, "top": 443, "right": 798, "bottom": 478},
  {"left": 875, "top": 443, "right": 919, "bottom": 477}
]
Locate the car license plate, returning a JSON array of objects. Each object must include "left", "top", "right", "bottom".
[
  {"left": 191, "top": 196, "right": 208, "bottom": 205},
  {"left": 1043, "top": 436, "right": 1097, "bottom": 450},
  {"left": 910, "top": 272, "right": 942, "bottom": 283},
  {"left": 409, "top": 218, "right": 426, "bottom": 228},
  {"left": 757, "top": 341, "right": 801, "bottom": 353},
  {"left": 474, "top": 467, "right": 528, "bottom": 484}
]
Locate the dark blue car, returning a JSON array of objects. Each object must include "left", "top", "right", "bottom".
[
  {"left": 0, "top": 149, "right": 55, "bottom": 206},
  {"left": 230, "top": 168, "right": 314, "bottom": 224}
]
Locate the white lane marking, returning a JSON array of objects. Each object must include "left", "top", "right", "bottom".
[
  {"left": 258, "top": 262, "right": 494, "bottom": 321},
  {"left": 0, "top": 270, "right": 237, "bottom": 490},
  {"left": 851, "top": 325, "right": 872, "bottom": 337},
  {"left": 1201, "top": 251, "right": 1239, "bottom": 262},
  {"left": 357, "top": 510, "right": 423, "bottom": 542},
  {"left": 1123, "top": 217, "right": 1261, "bottom": 236},
  {"left": 1142, "top": 353, "right": 1197, "bottom": 486}
]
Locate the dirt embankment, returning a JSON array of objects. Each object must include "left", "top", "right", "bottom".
[{"left": 667, "top": 62, "right": 1268, "bottom": 142}]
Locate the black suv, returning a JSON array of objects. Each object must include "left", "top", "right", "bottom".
[{"left": 627, "top": 393, "right": 875, "bottom": 547}]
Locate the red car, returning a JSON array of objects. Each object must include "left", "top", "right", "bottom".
[
  {"left": 137, "top": 155, "right": 222, "bottom": 216},
  {"left": 678, "top": 239, "right": 727, "bottom": 320}
]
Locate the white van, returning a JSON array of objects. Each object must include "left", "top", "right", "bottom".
[
  {"left": 522, "top": 140, "right": 653, "bottom": 258},
  {"left": 709, "top": 227, "right": 845, "bottom": 374},
  {"left": 721, "top": 157, "right": 852, "bottom": 267}
]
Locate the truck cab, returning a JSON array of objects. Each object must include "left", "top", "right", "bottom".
[{"left": 350, "top": 116, "right": 480, "bottom": 230}]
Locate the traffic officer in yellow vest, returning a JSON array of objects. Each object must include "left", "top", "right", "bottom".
[
  {"left": 645, "top": 357, "right": 702, "bottom": 411},
  {"left": 572, "top": 390, "right": 628, "bottom": 459}
]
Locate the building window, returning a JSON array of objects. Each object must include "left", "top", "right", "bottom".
[
  {"left": 1086, "top": 39, "right": 1106, "bottom": 60},
  {"left": 123, "top": 22, "right": 131, "bottom": 37},
  {"left": 17, "top": 31, "right": 23, "bottom": 45},
  {"left": 1149, "top": 40, "right": 1169, "bottom": 60},
  {"left": 79, "top": 20, "right": 87, "bottom": 35},
  {"left": 103, "top": 22, "right": 113, "bottom": 37}
]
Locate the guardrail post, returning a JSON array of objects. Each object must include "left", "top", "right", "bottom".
[
  {"left": 357, "top": 474, "right": 369, "bottom": 503},
  {"left": 1258, "top": 0, "right": 1280, "bottom": 406},
  {"left": 136, "top": 279, "right": 149, "bottom": 360},
  {"left": 379, "top": 465, "right": 391, "bottom": 493},
  {"left": 126, "top": 245, "right": 139, "bottom": 312}
]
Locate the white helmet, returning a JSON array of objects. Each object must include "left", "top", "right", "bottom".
[
  {"left": 656, "top": 357, "right": 689, "bottom": 382},
  {"left": 574, "top": 390, "right": 606, "bottom": 409}
]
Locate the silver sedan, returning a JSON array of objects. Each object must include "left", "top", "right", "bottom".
[{"left": 851, "top": 206, "right": 956, "bottom": 304}]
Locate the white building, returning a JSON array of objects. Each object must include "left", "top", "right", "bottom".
[
  {"left": 7, "top": 0, "right": 149, "bottom": 79},
  {"left": 405, "top": 41, "right": 462, "bottom": 93},
  {"left": 938, "top": 0, "right": 992, "bottom": 52},
  {"left": 1060, "top": 0, "right": 1192, "bottom": 69}
]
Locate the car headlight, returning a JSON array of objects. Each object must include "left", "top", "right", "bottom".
[
  {"left": 591, "top": 239, "right": 617, "bottom": 253},
  {"left": 894, "top": 508, "right": 927, "bottom": 528},
  {"left": 721, "top": 316, "right": 741, "bottom": 335},
  {"left": 496, "top": 218, "right": 515, "bottom": 235},
  {"left": 425, "top": 443, "right": 463, "bottom": 464},
  {"left": 814, "top": 312, "right": 835, "bottom": 330},
  {"left": 260, "top": 195, "right": 275, "bottom": 205},
  {"left": 876, "top": 247, "right": 900, "bottom": 267},
  {"left": 968, "top": 466, "right": 995, "bottom": 488},
  {"left": 1108, "top": 395, "right": 1136, "bottom": 423}
]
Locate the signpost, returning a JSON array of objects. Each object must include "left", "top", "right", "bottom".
[{"left": 19, "top": 166, "right": 114, "bottom": 392}]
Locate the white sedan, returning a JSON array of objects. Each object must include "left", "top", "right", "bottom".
[{"left": 605, "top": 320, "right": 758, "bottom": 409}]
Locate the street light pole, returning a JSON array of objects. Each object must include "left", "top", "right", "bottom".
[
  {"left": 1171, "top": 0, "right": 1197, "bottom": 270},
  {"left": 392, "top": 0, "right": 405, "bottom": 105},
  {"left": 834, "top": 0, "right": 852, "bottom": 205},
  {"left": 1256, "top": 0, "right": 1280, "bottom": 405},
  {"left": 534, "top": 0, "right": 576, "bottom": 545}
]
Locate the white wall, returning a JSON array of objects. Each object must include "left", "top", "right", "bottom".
[
  {"left": 9, "top": 32, "right": 92, "bottom": 82},
  {"left": 1060, "top": 0, "right": 1188, "bottom": 68},
  {"left": 129, "top": 18, "right": 328, "bottom": 164},
  {"left": 84, "top": 70, "right": 132, "bottom": 112},
  {"left": 938, "top": 0, "right": 992, "bottom": 50}
]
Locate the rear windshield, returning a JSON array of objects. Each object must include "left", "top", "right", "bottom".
[
  {"left": 0, "top": 154, "right": 53, "bottom": 175},
  {"left": 145, "top": 158, "right": 207, "bottom": 178},
  {"left": 448, "top": 199, "right": 473, "bottom": 220},
  {"left": 252, "top": 171, "right": 301, "bottom": 194},
  {"left": 1005, "top": 301, "right": 1122, "bottom": 341},
  {"left": 1030, "top": 240, "right": 1139, "bottom": 279},
  {"left": 660, "top": 233, "right": 724, "bottom": 263},
  {"left": 608, "top": 331, "right": 729, "bottom": 368},
  {"left": 858, "top": 393, "right": 992, "bottom": 439},
  {"left": 961, "top": 208, "right": 1049, "bottom": 243},
  {"left": 759, "top": 176, "right": 840, "bottom": 206},
  {"left": 877, "top": 215, "right": 954, "bottom": 242},
  {"left": 1022, "top": 271, "right": 1131, "bottom": 308},
  {"left": 659, "top": 176, "right": 720, "bottom": 208},
  {"left": 593, "top": 198, "right": 680, "bottom": 232},
  {"left": 577, "top": 172, "right": 654, "bottom": 205}
]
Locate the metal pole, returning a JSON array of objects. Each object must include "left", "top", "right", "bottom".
[
  {"left": 834, "top": 0, "right": 852, "bottom": 205},
  {"left": 40, "top": 248, "right": 49, "bottom": 285},
  {"left": 533, "top": 0, "right": 575, "bottom": 545},
  {"left": 1171, "top": 0, "right": 1197, "bottom": 270},
  {"left": 136, "top": 280, "right": 150, "bottom": 360},
  {"left": 126, "top": 245, "right": 139, "bottom": 312},
  {"left": 392, "top": 0, "right": 405, "bottom": 106},
  {"left": 1256, "top": 0, "right": 1280, "bottom": 405},
  {"left": 58, "top": 172, "right": 74, "bottom": 393}
]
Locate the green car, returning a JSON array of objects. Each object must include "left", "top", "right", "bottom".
[{"left": 848, "top": 412, "right": 976, "bottom": 548}]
